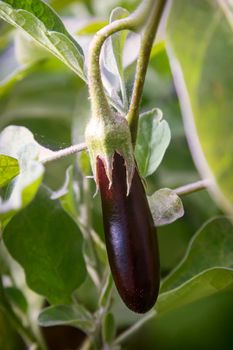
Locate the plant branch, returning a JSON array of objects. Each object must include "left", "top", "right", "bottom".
[
  {"left": 174, "top": 179, "right": 211, "bottom": 196},
  {"left": 88, "top": 0, "right": 154, "bottom": 121},
  {"left": 127, "top": 0, "right": 167, "bottom": 145},
  {"left": 41, "top": 143, "right": 87, "bottom": 165},
  {"left": 113, "top": 309, "right": 156, "bottom": 346}
]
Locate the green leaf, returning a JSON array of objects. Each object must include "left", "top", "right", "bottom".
[
  {"left": 161, "top": 217, "right": 233, "bottom": 292},
  {"left": 148, "top": 188, "right": 184, "bottom": 226},
  {"left": 157, "top": 268, "right": 233, "bottom": 314},
  {"left": 0, "top": 126, "right": 46, "bottom": 226},
  {"left": 3, "top": 186, "right": 86, "bottom": 304},
  {"left": 156, "top": 217, "right": 233, "bottom": 314},
  {"left": 135, "top": 108, "right": 171, "bottom": 177},
  {"left": 0, "top": 154, "right": 19, "bottom": 187},
  {"left": 0, "top": 0, "right": 85, "bottom": 80},
  {"left": 38, "top": 304, "right": 94, "bottom": 333},
  {"left": 167, "top": 0, "right": 233, "bottom": 215}
]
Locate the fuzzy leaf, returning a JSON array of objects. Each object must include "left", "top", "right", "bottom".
[
  {"left": 135, "top": 108, "right": 171, "bottom": 177},
  {"left": 148, "top": 188, "right": 184, "bottom": 226}
]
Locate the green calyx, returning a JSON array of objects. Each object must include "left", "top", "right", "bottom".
[{"left": 85, "top": 112, "right": 135, "bottom": 194}]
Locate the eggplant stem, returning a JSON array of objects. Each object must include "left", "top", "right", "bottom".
[{"left": 127, "top": 0, "right": 168, "bottom": 146}]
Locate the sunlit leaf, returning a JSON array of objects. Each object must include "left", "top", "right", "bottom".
[
  {"left": 0, "top": 154, "right": 19, "bottom": 188},
  {"left": 0, "top": 0, "right": 85, "bottom": 80}
]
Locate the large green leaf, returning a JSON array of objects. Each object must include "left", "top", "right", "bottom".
[
  {"left": 3, "top": 186, "right": 86, "bottom": 305},
  {"left": 135, "top": 108, "right": 171, "bottom": 177},
  {"left": 0, "top": 0, "right": 85, "bottom": 80},
  {"left": 156, "top": 217, "right": 233, "bottom": 314},
  {"left": 167, "top": 0, "right": 233, "bottom": 215}
]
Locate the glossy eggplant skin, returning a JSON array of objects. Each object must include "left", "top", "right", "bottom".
[{"left": 97, "top": 152, "right": 160, "bottom": 313}]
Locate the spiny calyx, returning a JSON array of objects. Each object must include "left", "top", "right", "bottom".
[{"left": 85, "top": 112, "right": 135, "bottom": 194}]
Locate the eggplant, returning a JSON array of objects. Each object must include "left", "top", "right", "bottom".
[{"left": 97, "top": 152, "right": 160, "bottom": 313}]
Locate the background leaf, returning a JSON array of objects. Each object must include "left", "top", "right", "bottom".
[
  {"left": 161, "top": 217, "right": 233, "bottom": 292},
  {"left": 156, "top": 217, "right": 233, "bottom": 314},
  {"left": 157, "top": 268, "right": 233, "bottom": 315},
  {"left": 135, "top": 108, "right": 171, "bottom": 177},
  {"left": 3, "top": 186, "right": 86, "bottom": 304},
  {"left": 167, "top": 0, "right": 233, "bottom": 215},
  {"left": 0, "top": 0, "right": 85, "bottom": 79}
]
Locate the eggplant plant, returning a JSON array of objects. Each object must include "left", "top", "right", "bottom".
[{"left": 0, "top": 0, "right": 232, "bottom": 349}]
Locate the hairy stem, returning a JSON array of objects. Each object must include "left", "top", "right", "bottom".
[
  {"left": 174, "top": 179, "right": 211, "bottom": 196},
  {"left": 127, "top": 0, "right": 167, "bottom": 145},
  {"left": 41, "top": 143, "right": 87, "bottom": 165},
  {"left": 113, "top": 309, "right": 156, "bottom": 346}
]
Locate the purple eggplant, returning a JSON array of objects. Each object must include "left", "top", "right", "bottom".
[{"left": 97, "top": 152, "right": 160, "bottom": 313}]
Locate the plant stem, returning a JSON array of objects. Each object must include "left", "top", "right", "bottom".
[
  {"left": 113, "top": 309, "right": 156, "bottom": 346},
  {"left": 88, "top": 0, "right": 154, "bottom": 122},
  {"left": 0, "top": 277, "right": 46, "bottom": 350},
  {"left": 41, "top": 143, "right": 87, "bottom": 164},
  {"left": 174, "top": 179, "right": 211, "bottom": 196},
  {"left": 127, "top": 0, "right": 167, "bottom": 145}
]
